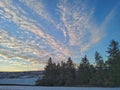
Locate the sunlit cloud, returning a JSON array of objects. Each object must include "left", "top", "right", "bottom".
[
  {"left": 20, "top": 0, "right": 55, "bottom": 24},
  {"left": 0, "top": 0, "right": 71, "bottom": 57},
  {"left": 0, "top": 0, "right": 118, "bottom": 71},
  {"left": 0, "top": 30, "right": 43, "bottom": 64},
  {"left": 57, "top": 0, "right": 115, "bottom": 56}
]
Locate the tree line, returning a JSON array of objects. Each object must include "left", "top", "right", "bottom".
[{"left": 36, "top": 40, "right": 120, "bottom": 87}]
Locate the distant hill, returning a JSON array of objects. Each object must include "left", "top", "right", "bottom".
[{"left": 0, "top": 71, "right": 44, "bottom": 79}]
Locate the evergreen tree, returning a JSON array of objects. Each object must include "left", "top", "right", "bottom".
[
  {"left": 56, "top": 62, "right": 60, "bottom": 82},
  {"left": 107, "top": 40, "right": 120, "bottom": 86},
  {"left": 36, "top": 40, "right": 120, "bottom": 87},
  {"left": 77, "top": 55, "right": 91, "bottom": 85},
  {"left": 65, "top": 57, "right": 76, "bottom": 86},
  {"left": 36, "top": 57, "right": 57, "bottom": 86},
  {"left": 107, "top": 40, "right": 120, "bottom": 59},
  {"left": 57, "top": 61, "right": 67, "bottom": 85},
  {"left": 91, "top": 51, "right": 106, "bottom": 86},
  {"left": 95, "top": 51, "right": 104, "bottom": 68}
]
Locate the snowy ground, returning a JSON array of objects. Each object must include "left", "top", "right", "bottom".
[
  {"left": 0, "top": 78, "right": 120, "bottom": 90},
  {"left": 0, "top": 78, "right": 38, "bottom": 85},
  {"left": 0, "top": 86, "right": 120, "bottom": 90}
]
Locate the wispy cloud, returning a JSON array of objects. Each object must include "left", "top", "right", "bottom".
[
  {"left": 0, "top": 30, "right": 53, "bottom": 70},
  {"left": 0, "top": 0, "right": 71, "bottom": 69},
  {"left": 0, "top": 0, "right": 118, "bottom": 71},
  {"left": 0, "top": 0, "right": 71, "bottom": 56},
  {"left": 57, "top": 0, "right": 115, "bottom": 56},
  {"left": 0, "top": 30, "right": 46, "bottom": 65},
  {"left": 20, "top": 0, "right": 55, "bottom": 24}
]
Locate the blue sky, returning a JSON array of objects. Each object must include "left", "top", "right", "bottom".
[{"left": 0, "top": 0, "right": 120, "bottom": 71}]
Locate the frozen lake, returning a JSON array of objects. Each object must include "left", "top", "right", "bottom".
[{"left": 0, "top": 86, "right": 120, "bottom": 90}]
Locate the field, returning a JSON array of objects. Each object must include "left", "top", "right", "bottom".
[
  {"left": 0, "top": 72, "right": 120, "bottom": 90},
  {"left": 0, "top": 71, "right": 43, "bottom": 85},
  {"left": 0, "top": 86, "right": 120, "bottom": 90},
  {"left": 0, "top": 78, "right": 38, "bottom": 85}
]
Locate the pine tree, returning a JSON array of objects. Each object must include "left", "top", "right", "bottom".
[
  {"left": 77, "top": 55, "right": 91, "bottom": 85},
  {"left": 35, "top": 40, "right": 120, "bottom": 87},
  {"left": 107, "top": 40, "right": 120, "bottom": 62},
  {"left": 107, "top": 40, "right": 120, "bottom": 86},
  {"left": 57, "top": 61, "right": 67, "bottom": 85},
  {"left": 95, "top": 51, "right": 104, "bottom": 69},
  {"left": 65, "top": 57, "right": 76, "bottom": 86},
  {"left": 91, "top": 51, "right": 106, "bottom": 86},
  {"left": 36, "top": 57, "right": 57, "bottom": 86}
]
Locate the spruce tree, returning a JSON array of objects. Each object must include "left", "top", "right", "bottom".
[
  {"left": 107, "top": 40, "right": 120, "bottom": 86},
  {"left": 91, "top": 51, "right": 105, "bottom": 86},
  {"left": 95, "top": 51, "right": 104, "bottom": 69},
  {"left": 65, "top": 57, "right": 76, "bottom": 86},
  {"left": 77, "top": 55, "right": 91, "bottom": 85},
  {"left": 36, "top": 57, "right": 57, "bottom": 86}
]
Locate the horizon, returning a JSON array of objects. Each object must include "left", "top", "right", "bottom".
[
  {"left": 0, "top": 0, "right": 120, "bottom": 72},
  {"left": 0, "top": 70, "right": 43, "bottom": 72}
]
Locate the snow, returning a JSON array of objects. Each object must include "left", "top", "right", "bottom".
[
  {"left": 0, "top": 78, "right": 38, "bottom": 85},
  {"left": 0, "top": 86, "right": 120, "bottom": 90},
  {"left": 0, "top": 77, "right": 120, "bottom": 90}
]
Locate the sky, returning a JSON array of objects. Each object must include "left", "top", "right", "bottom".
[{"left": 0, "top": 0, "right": 120, "bottom": 72}]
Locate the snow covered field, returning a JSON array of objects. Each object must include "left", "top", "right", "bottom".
[
  {"left": 0, "top": 86, "right": 120, "bottom": 90},
  {"left": 0, "top": 78, "right": 120, "bottom": 90},
  {"left": 0, "top": 78, "right": 38, "bottom": 85}
]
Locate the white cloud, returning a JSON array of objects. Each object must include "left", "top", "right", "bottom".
[
  {"left": 0, "top": 0, "right": 73, "bottom": 71},
  {"left": 20, "top": 0, "right": 55, "bottom": 25},
  {"left": 0, "top": 0, "right": 71, "bottom": 58},
  {"left": 0, "top": 0, "right": 117, "bottom": 71},
  {"left": 57, "top": 0, "right": 112, "bottom": 55},
  {"left": 0, "top": 30, "right": 47, "bottom": 65}
]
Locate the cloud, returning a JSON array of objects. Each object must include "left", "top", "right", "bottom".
[
  {"left": 0, "top": 30, "right": 47, "bottom": 65},
  {"left": 0, "top": 30, "right": 54, "bottom": 71},
  {"left": 0, "top": 0, "right": 71, "bottom": 57},
  {"left": 57, "top": 0, "right": 114, "bottom": 56},
  {"left": 0, "top": 0, "right": 72, "bottom": 71},
  {"left": 20, "top": 0, "right": 55, "bottom": 24},
  {"left": 0, "top": 0, "right": 117, "bottom": 71}
]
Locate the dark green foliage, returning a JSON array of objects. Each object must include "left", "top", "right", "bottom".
[
  {"left": 36, "top": 57, "right": 58, "bottom": 86},
  {"left": 77, "top": 55, "right": 91, "bottom": 85},
  {"left": 65, "top": 57, "right": 76, "bottom": 86},
  {"left": 95, "top": 51, "right": 104, "bottom": 68},
  {"left": 36, "top": 40, "right": 120, "bottom": 87},
  {"left": 107, "top": 40, "right": 120, "bottom": 59},
  {"left": 90, "top": 52, "right": 106, "bottom": 86},
  {"left": 106, "top": 40, "right": 120, "bottom": 86},
  {"left": 57, "top": 58, "right": 76, "bottom": 86},
  {"left": 36, "top": 57, "right": 76, "bottom": 86}
]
